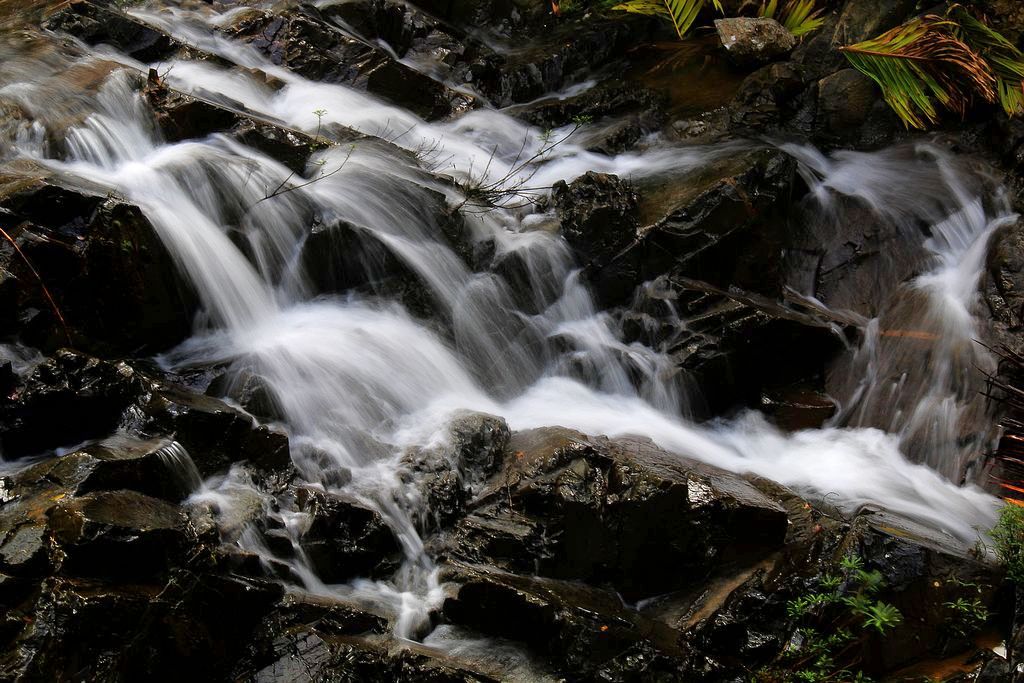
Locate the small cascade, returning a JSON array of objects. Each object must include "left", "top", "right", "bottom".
[
  {"left": 0, "top": 0, "right": 1012, "bottom": 654},
  {"left": 787, "top": 143, "right": 1016, "bottom": 482}
]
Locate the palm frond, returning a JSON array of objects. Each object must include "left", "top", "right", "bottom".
[
  {"left": 758, "top": 0, "right": 778, "bottom": 19},
  {"left": 759, "top": 0, "right": 823, "bottom": 37},
  {"left": 780, "top": 0, "right": 824, "bottom": 37},
  {"left": 663, "top": 0, "right": 705, "bottom": 39},
  {"left": 611, "top": 0, "right": 670, "bottom": 20},
  {"left": 948, "top": 4, "right": 1024, "bottom": 116},
  {"left": 840, "top": 16, "right": 996, "bottom": 129},
  {"left": 612, "top": 0, "right": 706, "bottom": 39}
]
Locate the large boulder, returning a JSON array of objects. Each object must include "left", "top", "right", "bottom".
[
  {"left": 48, "top": 490, "right": 193, "bottom": 580},
  {"left": 0, "top": 169, "right": 196, "bottom": 355},
  {"left": 440, "top": 427, "right": 788, "bottom": 600},
  {"left": 715, "top": 18, "right": 797, "bottom": 68}
]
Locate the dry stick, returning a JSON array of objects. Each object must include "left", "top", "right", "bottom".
[{"left": 0, "top": 225, "right": 71, "bottom": 345}]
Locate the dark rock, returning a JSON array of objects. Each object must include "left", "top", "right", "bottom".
[
  {"left": 226, "top": 8, "right": 470, "bottom": 120},
  {"left": 837, "top": 508, "right": 1001, "bottom": 672},
  {"left": 632, "top": 148, "right": 797, "bottom": 301},
  {"left": 43, "top": 0, "right": 182, "bottom": 62},
  {"left": 442, "top": 428, "right": 788, "bottom": 600},
  {"left": 553, "top": 171, "right": 640, "bottom": 305},
  {"left": 292, "top": 486, "right": 401, "bottom": 583},
  {"left": 71, "top": 436, "right": 203, "bottom": 503},
  {"left": 0, "top": 571, "right": 283, "bottom": 681},
  {"left": 401, "top": 411, "right": 510, "bottom": 530},
  {"left": 730, "top": 62, "right": 807, "bottom": 132},
  {"left": 0, "top": 169, "right": 197, "bottom": 355},
  {"left": 0, "top": 350, "right": 143, "bottom": 458},
  {"left": 985, "top": 217, "right": 1024, "bottom": 347},
  {"left": 207, "top": 368, "right": 283, "bottom": 423},
  {"left": 715, "top": 18, "right": 797, "bottom": 68},
  {"left": 783, "top": 189, "right": 927, "bottom": 319},
  {"left": 242, "top": 631, "right": 495, "bottom": 682},
  {"left": 815, "top": 68, "right": 877, "bottom": 138},
  {"left": 140, "top": 382, "right": 292, "bottom": 477},
  {"left": 49, "top": 489, "right": 192, "bottom": 579},
  {"left": 443, "top": 564, "right": 694, "bottom": 680},
  {"left": 298, "top": 184, "right": 474, "bottom": 314},
  {"left": 621, "top": 277, "right": 847, "bottom": 416},
  {"left": 464, "top": 17, "right": 657, "bottom": 108}
]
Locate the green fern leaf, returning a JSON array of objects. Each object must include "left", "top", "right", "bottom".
[
  {"left": 948, "top": 4, "right": 1024, "bottom": 116},
  {"left": 840, "top": 16, "right": 996, "bottom": 129}
]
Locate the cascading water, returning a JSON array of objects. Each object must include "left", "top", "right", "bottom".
[{"left": 0, "top": 0, "right": 1009, "bottom": 656}]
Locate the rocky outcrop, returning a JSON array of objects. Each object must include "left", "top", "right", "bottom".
[
  {"left": 439, "top": 427, "right": 788, "bottom": 600},
  {"left": 0, "top": 169, "right": 197, "bottom": 355},
  {"left": 226, "top": 8, "right": 472, "bottom": 120}
]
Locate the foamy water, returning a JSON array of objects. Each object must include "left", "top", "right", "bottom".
[{"left": 1, "top": 0, "right": 1007, "bottom": 648}]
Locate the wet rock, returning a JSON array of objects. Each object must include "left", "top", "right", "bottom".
[
  {"left": 242, "top": 630, "right": 495, "bottom": 682},
  {"left": 402, "top": 411, "right": 510, "bottom": 529},
  {"left": 758, "top": 383, "right": 837, "bottom": 431},
  {"left": 49, "top": 490, "right": 192, "bottom": 579},
  {"left": 833, "top": 508, "right": 1001, "bottom": 671},
  {"left": 0, "top": 350, "right": 143, "bottom": 458},
  {"left": 715, "top": 18, "right": 797, "bottom": 68},
  {"left": 145, "top": 84, "right": 243, "bottom": 143},
  {"left": 0, "top": 169, "right": 197, "bottom": 355},
  {"left": 729, "top": 61, "right": 807, "bottom": 132},
  {"left": 140, "top": 382, "right": 292, "bottom": 477},
  {"left": 443, "top": 564, "right": 694, "bottom": 680},
  {"left": 43, "top": 0, "right": 182, "bottom": 62},
  {"left": 298, "top": 185, "right": 474, "bottom": 315},
  {"left": 985, "top": 217, "right": 1024, "bottom": 347},
  {"left": 553, "top": 171, "right": 640, "bottom": 305},
  {"left": 207, "top": 368, "right": 283, "bottom": 423},
  {"left": 292, "top": 486, "right": 401, "bottom": 583},
  {"left": 465, "top": 17, "right": 656, "bottom": 108},
  {"left": 442, "top": 428, "right": 788, "bottom": 600},
  {"left": 0, "top": 571, "right": 283, "bottom": 681},
  {"left": 71, "top": 437, "right": 202, "bottom": 502},
  {"left": 783, "top": 191, "right": 927, "bottom": 318},
  {"left": 622, "top": 277, "right": 847, "bottom": 416},
  {"left": 517, "top": 82, "right": 669, "bottom": 147},
  {"left": 631, "top": 148, "right": 797, "bottom": 302},
  {"left": 227, "top": 9, "right": 469, "bottom": 120},
  {"left": 815, "top": 68, "right": 878, "bottom": 139}
]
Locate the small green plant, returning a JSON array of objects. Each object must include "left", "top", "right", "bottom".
[
  {"left": 756, "top": 554, "right": 902, "bottom": 682},
  {"left": 312, "top": 108, "right": 327, "bottom": 146},
  {"left": 758, "top": 0, "right": 824, "bottom": 37},
  {"left": 840, "top": 5, "right": 1024, "bottom": 129},
  {"left": 611, "top": 0, "right": 722, "bottom": 40},
  {"left": 991, "top": 503, "right": 1024, "bottom": 584}
]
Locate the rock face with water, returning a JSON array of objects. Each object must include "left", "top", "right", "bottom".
[{"left": 2, "top": 0, "right": 1024, "bottom": 679}]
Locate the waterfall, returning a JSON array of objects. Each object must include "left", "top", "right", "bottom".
[{"left": 2, "top": 0, "right": 1005, "bottom": 644}]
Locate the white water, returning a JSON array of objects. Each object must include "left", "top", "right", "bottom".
[{"left": 2, "top": 0, "right": 1007, "bottom": 653}]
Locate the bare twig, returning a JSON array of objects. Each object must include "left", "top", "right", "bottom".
[{"left": 0, "top": 225, "right": 72, "bottom": 344}]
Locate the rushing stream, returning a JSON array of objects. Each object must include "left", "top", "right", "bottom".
[{"left": 0, "top": 0, "right": 1011, "bottom": 662}]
